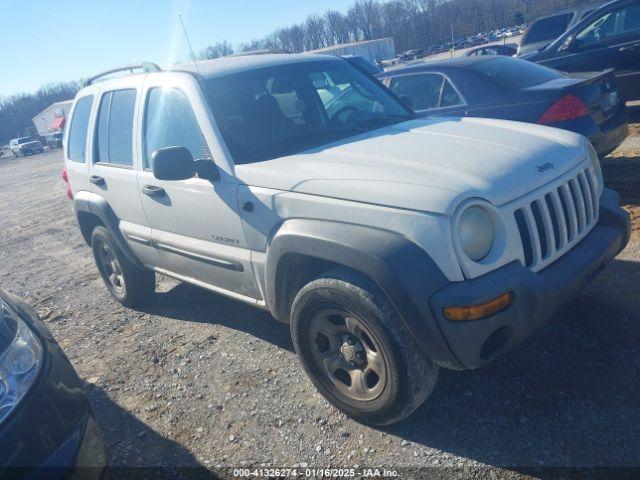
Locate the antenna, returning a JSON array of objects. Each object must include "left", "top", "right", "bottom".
[{"left": 179, "top": 14, "right": 201, "bottom": 75}]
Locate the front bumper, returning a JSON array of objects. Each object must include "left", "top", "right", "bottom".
[
  {"left": 0, "top": 292, "right": 106, "bottom": 480},
  {"left": 430, "top": 188, "right": 630, "bottom": 370}
]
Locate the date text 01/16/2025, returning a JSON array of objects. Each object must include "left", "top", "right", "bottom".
[{"left": 232, "top": 467, "right": 399, "bottom": 477}]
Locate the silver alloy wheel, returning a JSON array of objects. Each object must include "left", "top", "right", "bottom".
[
  {"left": 98, "top": 241, "right": 125, "bottom": 294},
  {"left": 308, "top": 307, "right": 388, "bottom": 402}
]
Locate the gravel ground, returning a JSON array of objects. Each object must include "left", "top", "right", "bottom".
[{"left": 1, "top": 116, "right": 639, "bottom": 479}]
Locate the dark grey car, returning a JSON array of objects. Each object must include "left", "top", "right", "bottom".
[{"left": 518, "top": 5, "right": 599, "bottom": 56}]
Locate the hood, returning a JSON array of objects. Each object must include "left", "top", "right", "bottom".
[{"left": 235, "top": 116, "right": 588, "bottom": 215}]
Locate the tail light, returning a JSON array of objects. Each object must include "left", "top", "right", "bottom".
[
  {"left": 538, "top": 94, "right": 590, "bottom": 125},
  {"left": 61, "top": 167, "right": 73, "bottom": 200}
]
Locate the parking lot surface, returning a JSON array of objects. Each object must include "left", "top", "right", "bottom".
[{"left": 0, "top": 117, "right": 639, "bottom": 478}]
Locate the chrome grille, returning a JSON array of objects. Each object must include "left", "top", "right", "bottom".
[{"left": 514, "top": 167, "right": 599, "bottom": 271}]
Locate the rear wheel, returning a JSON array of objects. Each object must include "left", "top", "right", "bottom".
[
  {"left": 91, "top": 226, "right": 155, "bottom": 307},
  {"left": 291, "top": 269, "right": 439, "bottom": 426}
]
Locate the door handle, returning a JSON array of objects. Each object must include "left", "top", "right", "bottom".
[
  {"left": 142, "top": 184, "right": 165, "bottom": 197},
  {"left": 89, "top": 175, "right": 105, "bottom": 185}
]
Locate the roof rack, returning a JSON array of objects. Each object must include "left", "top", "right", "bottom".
[{"left": 85, "top": 62, "right": 162, "bottom": 86}]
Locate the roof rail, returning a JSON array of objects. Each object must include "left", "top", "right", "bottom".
[
  {"left": 85, "top": 62, "right": 162, "bottom": 86},
  {"left": 231, "top": 48, "right": 288, "bottom": 57}
]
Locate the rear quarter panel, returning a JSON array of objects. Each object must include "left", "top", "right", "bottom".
[{"left": 448, "top": 70, "right": 556, "bottom": 123}]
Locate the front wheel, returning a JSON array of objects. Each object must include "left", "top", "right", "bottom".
[{"left": 291, "top": 269, "right": 439, "bottom": 426}]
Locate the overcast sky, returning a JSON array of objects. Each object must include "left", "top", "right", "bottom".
[{"left": 0, "top": 0, "right": 353, "bottom": 97}]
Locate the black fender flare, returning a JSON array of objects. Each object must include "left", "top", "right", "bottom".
[
  {"left": 265, "top": 219, "right": 462, "bottom": 370},
  {"left": 73, "top": 191, "right": 144, "bottom": 269}
]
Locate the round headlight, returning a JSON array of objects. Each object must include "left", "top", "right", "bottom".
[
  {"left": 0, "top": 298, "right": 43, "bottom": 425},
  {"left": 458, "top": 206, "right": 494, "bottom": 261},
  {"left": 5, "top": 341, "right": 37, "bottom": 375},
  {"left": 588, "top": 143, "right": 603, "bottom": 196}
]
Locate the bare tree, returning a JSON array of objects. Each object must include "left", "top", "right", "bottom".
[
  {"left": 197, "top": 40, "right": 234, "bottom": 60},
  {"left": 325, "top": 10, "right": 351, "bottom": 44},
  {"left": 348, "top": 0, "right": 382, "bottom": 41},
  {"left": 304, "top": 14, "right": 328, "bottom": 50},
  {"left": 0, "top": 81, "right": 81, "bottom": 142}
]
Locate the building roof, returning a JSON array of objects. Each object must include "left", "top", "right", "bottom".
[
  {"left": 32, "top": 100, "right": 73, "bottom": 122},
  {"left": 171, "top": 53, "right": 340, "bottom": 79},
  {"left": 310, "top": 37, "right": 394, "bottom": 54}
]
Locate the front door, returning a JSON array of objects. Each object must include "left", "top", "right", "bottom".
[
  {"left": 541, "top": 2, "right": 640, "bottom": 101},
  {"left": 137, "top": 78, "right": 261, "bottom": 303}
]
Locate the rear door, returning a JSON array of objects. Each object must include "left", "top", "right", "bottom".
[
  {"left": 385, "top": 73, "right": 467, "bottom": 116},
  {"left": 88, "top": 78, "right": 159, "bottom": 267},
  {"left": 541, "top": 2, "right": 640, "bottom": 101}
]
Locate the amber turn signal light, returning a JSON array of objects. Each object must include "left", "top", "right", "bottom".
[{"left": 443, "top": 292, "right": 513, "bottom": 321}]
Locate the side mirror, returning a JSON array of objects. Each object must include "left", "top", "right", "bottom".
[
  {"left": 559, "top": 36, "right": 576, "bottom": 52},
  {"left": 151, "top": 146, "right": 220, "bottom": 182},
  {"left": 151, "top": 146, "right": 195, "bottom": 181}
]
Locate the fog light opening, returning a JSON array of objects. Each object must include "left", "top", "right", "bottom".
[{"left": 443, "top": 292, "right": 514, "bottom": 322}]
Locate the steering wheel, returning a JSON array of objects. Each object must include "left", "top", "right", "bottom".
[{"left": 330, "top": 105, "right": 358, "bottom": 124}]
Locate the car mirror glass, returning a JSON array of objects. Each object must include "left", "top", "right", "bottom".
[{"left": 151, "top": 146, "right": 195, "bottom": 181}]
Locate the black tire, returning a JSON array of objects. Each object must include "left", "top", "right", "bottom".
[
  {"left": 291, "top": 268, "right": 439, "bottom": 426},
  {"left": 91, "top": 226, "right": 155, "bottom": 307}
]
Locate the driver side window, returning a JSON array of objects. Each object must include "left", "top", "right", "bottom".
[
  {"left": 575, "top": 4, "right": 640, "bottom": 47},
  {"left": 144, "top": 88, "right": 209, "bottom": 170}
]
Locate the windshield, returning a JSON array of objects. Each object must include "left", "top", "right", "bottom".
[
  {"left": 469, "top": 57, "right": 563, "bottom": 89},
  {"left": 17, "top": 137, "right": 33, "bottom": 144},
  {"left": 204, "top": 60, "right": 413, "bottom": 164},
  {"left": 523, "top": 13, "right": 572, "bottom": 44},
  {"left": 346, "top": 56, "right": 383, "bottom": 75}
]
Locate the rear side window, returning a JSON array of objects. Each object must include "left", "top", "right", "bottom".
[
  {"left": 389, "top": 74, "right": 444, "bottom": 110},
  {"left": 144, "top": 88, "right": 207, "bottom": 170},
  {"left": 523, "top": 13, "right": 571, "bottom": 44},
  {"left": 441, "top": 80, "right": 464, "bottom": 107},
  {"left": 389, "top": 74, "right": 463, "bottom": 110},
  {"left": 468, "top": 57, "right": 562, "bottom": 89},
  {"left": 67, "top": 96, "right": 94, "bottom": 162},
  {"left": 95, "top": 89, "right": 136, "bottom": 166}
]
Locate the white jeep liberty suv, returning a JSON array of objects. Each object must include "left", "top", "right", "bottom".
[{"left": 63, "top": 55, "right": 630, "bottom": 425}]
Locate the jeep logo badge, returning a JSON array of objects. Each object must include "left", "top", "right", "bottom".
[{"left": 536, "top": 162, "right": 555, "bottom": 173}]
